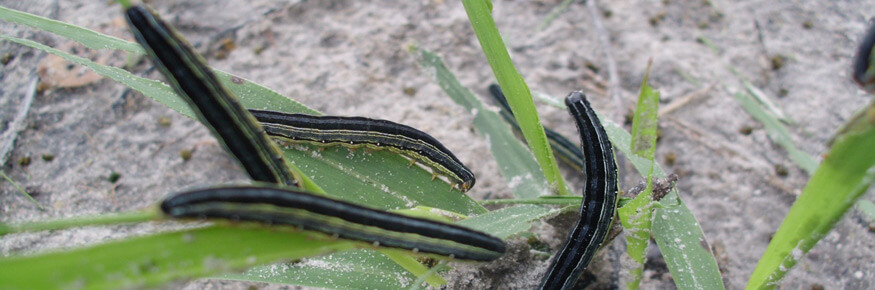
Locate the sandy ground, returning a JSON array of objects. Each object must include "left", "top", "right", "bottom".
[{"left": 2, "top": 0, "right": 874, "bottom": 289}]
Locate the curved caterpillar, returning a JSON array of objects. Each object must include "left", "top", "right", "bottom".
[
  {"left": 249, "top": 109, "right": 475, "bottom": 192},
  {"left": 161, "top": 185, "right": 504, "bottom": 261},
  {"left": 539, "top": 92, "right": 619, "bottom": 290}
]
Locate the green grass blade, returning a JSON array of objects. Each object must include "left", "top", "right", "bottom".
[
  {"left": 408, "top": 261, "right": 450, "bottom": 290},
  {"left": 381, "top": 249, "right": 446, "bottom": 288},
  {"left": 537, "top": 0, "right": 576, "bottom": 31},
  {"left": 0, "top": 5, "right": 144, "bottom": 53},
  {"left": 652, "top": 202, "right": 726, "bottom": 290},
  {"left": 618, "top": 186, "right": 653, "bottom": 289},
  {"left": 747, "top": 103, "right": 875, "bottom": 289},
  {"left": 0, "top": 226, "right": 357, "bottom": 289},
  {"left": 619, "top": 66, "right": 660, "bottom": 290},
  {"left": 219, "top": 250, "right": 419, "bottom": 290},
  {"left": 0, "top": 5, "right": 317, "bottom": 116},
  {"left": 731, "top": 91, "right": 818, "bottom": 174},
  {"left": 480, "top": 196, "right": 581, "bottom": 206},
  {"left": 0, "top": 211, "right": 157, "bottom": 236},
  {"left": 0, "top": 170, "right": 43, "bottom": 210},
  {"left": 410, "top": 45, "right": 548, "bottom": 199},
  {"left": 599, "top": 113, "right": 664, "bottom": 177},
  {"left": 630, "top": 65, "right": 659, "bottom": 160},
  {"left": 461, "top": 0, "right": 569, "bottom": 196},
  {"left": 742, "top": 80, "right": 792, "bottom": 124},
  {"left": 696, "top": 34, "right": 812, "bottom": 173},
  {"left": 457, "top": 204, "right": 557, "bottom": 239}
]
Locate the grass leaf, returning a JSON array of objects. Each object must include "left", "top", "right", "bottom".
[
  {"left": 220, "top": 250, "right": 432, "bottom": 290},
  {"left": 0, "top": 226, "right": 357, "bottom": 289},
  {"left": 0, "top": 5, "right": 144, "bottom": 53},
  {"left": 0, "top": 170, "right": 43, "bottom": 210},
  {"left": 619, "top": 65, "right": 660, "bottom": 289},
  {"left": 457, "top": 204, "right": 557, "bottom": 239},
  {"left": 747, "top": 102, "right": 875, "bottom": 289},
  {"left": 461, "top": 0, "right": 570, "bottom": 196},
  {"left": 731, "top": 91, "right": 818, "bottom": 175},
  {"left": 652, "top": 203, "right": 726, "bottom": 290}
]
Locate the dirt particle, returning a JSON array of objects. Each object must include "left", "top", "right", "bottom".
[
  {"left": 649, "top": 12, "right": 666, "bottom": 27},
  {"left": 585, "top": 62, "right": 600, "bottom": 73},
  {"left": 802, "top": 20, "right": 814, "bottom": 29},
  {"left": 36, "top": 81, "right": 51, "bottom": 94},
  {"left": 214, "top": 38, "right": 237, "bottom": 60},
  {"left": 24, "top": 186, "right": 40, "bottom": 197},
  {"left": 771, "top": 55, "right": 787, "bottom": 70},
  {"left": 41, "top": 154, "right": 54, "bottom": 162},
  {"left": 158, "top": 116, "right": 172, "bottom": 128},
  {"left": 809, "top": 283, "right": 824, "bottom": 290},
  {"left": 17, "top": 156, "right": 31, "bottom": 166},
  {"left": 739, "top": 125, "right": 753, "bottom": 135},
  {"left": 1, "top": 53, "right": 13, "bottom": 65},
  {"left": 665, "top": 152, "right": 677, "bottom": 166},
  {"left": 403, "top": 87, "right": 417, "bottom": 96},
  {"left": 253, "top": 44, "right": 267, "bottom": 55},
  {"left": 778, "top": 88, "right": 789, "bottom": 97},
  {"left": 656, "top": 128, "right": 664, "bottom": 143},
  {"left": 774, "top": 164, "right": 789, "bottom": 177},
  {"left": 180, "top": 149, "right": 193, "bottom": 161},
  {"left": 108, "top": 171, "right": 121, "bottom": 183}
]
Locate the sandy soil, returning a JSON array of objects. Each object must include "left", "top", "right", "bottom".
[{"left": 1, "top": 0, "right": 874, "bottom": 289}]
